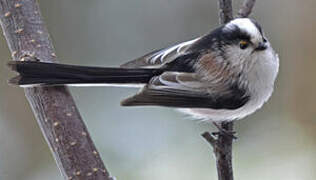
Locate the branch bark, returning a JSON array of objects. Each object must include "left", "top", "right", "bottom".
[
  {"left": 202, "top": 1, "right": 256, "bottom": 180},
  {"left": 238, "top": 0, "right": 256, "bottom": 18},
  {"left": 218, "top": 0, "right": 233, "bottom": 24},
  {"left": 0, "top": 1, "right": 113, "bottom": 180}
]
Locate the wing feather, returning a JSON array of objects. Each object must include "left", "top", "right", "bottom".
[
  {"left": 121, "top": 72, "right": 249, "bottom": 110},
  {"left": 120, "top": 34, "right": 249, "bottom": 110},
  {"left": 120, "top": 38, "right": 200, "bottom": 68}
]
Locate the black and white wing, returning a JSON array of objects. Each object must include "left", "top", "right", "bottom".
[
  {"left": 120, "top": 38, "right": 200, "bottom": 68},
  {"left": 121, "top": 72, "right": 250, "bottom": 110},
  {"left": 120, "top": 35, "right": 250, "bottom": 110}
]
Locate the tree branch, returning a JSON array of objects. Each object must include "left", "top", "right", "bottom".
[
  {"left": 0, "top": 1, "right": 113, "bottom": 179},
  {"left": 238, "top": 0, "right": 256, "bottom": 18},
  {"left": 218, "top": 0, "right": 233, "bottom": 24},
  {"left": 202, "top": 0, "right": 256, "bottom": 180}
]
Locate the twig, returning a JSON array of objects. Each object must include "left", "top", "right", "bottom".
[
  {"left": 0, "top": 1, "right": 113, "bottom": 180},
  {"left": 238, "top": 0, "right": 256, "bottom": 18},
  {"left": 202, "top": 0, "right": 256, "bottom": 180},
  {"left": 218, "top": 0, "right": 233, "bottom": 24},
  {"left": 214, "top": 122, "right": 234, "bottom": 180},
  {"left": 202, "top": 132, "right": 217, "bottom": 148},
  {"left": 203, "top": 123, "right": 234, "bottom": 180}
]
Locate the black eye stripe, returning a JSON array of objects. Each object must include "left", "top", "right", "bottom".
[
  {"left": 221, "top": 25, "right": 251, "bottom": 42},
  {"left": 187, "top": 21, "right": 263, "bottom": 53},
  {"left": 250, "top": 19, "right": 263, "bottom": 36}
]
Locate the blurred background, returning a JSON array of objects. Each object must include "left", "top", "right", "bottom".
[{"left": 0, "top": 0, "right": 315, "bottom": 179}]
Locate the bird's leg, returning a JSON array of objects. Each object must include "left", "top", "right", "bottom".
[{"left": 212, "top": 122, "right": 237, "bottom": 139}]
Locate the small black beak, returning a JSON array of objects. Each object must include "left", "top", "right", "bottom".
[{"left": 256, "top": 42, "right": 267, "bottom": 51}]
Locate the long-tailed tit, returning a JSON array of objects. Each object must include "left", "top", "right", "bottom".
[{"left": 8, "top": 18, "right": 279, "bottom": 121}]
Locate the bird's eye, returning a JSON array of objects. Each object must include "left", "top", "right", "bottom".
[{"left": 239, "top": 40, "right": 249, "bottom": 50}]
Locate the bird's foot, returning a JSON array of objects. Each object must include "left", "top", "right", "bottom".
[{"left": 212, "top": 122, "right": 237, "bottom": 139}]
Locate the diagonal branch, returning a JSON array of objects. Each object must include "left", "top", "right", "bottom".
[
  {"left": 0, "top": 0, "right": 113, "bottom": 179},
  {"left": 202, "top": 0, "right": 256, "bottom": 180},
  {"left": 218, "top": 0, "right": 233, "bottom": 24},
  {"left": 238, "top": 0, "right": 256, "bottom": 18}
]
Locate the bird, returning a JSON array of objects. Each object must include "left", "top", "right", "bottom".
[{"left": 8, "top": 18, "right": 279, "bottom": 123}]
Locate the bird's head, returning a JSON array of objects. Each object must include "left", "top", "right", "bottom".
[
  {"left": 211, "top": 18, "right": 275, "bottom": 71},
  {"left": 223, "top": 18, "right": 268, "bottom": 51}
]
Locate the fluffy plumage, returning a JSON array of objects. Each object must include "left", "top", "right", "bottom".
[{"left": 8, "top": 18, "right": 279, "bottom": 121}]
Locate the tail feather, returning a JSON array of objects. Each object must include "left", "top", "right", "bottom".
[{"left": 8, "top": 61, "right": 163, "bottom": 86}]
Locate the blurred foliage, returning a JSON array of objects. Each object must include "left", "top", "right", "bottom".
[{"left": 0, "top": 0, "right": 315, "bottom": 180}]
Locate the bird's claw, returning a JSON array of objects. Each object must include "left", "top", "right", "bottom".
[
  {"left": 212, "top": 122, "right": 238, "bottom": 139},
  {"left": 211, "top": 131, "right": 237, "bottom": 139}
]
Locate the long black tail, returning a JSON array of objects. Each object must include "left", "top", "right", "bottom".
[{"left": 8, "top": 61, "right": 163, "bottom": 87}]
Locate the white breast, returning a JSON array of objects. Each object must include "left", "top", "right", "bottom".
[{"left": 179, "top": 47, "right": 279, "bottom": 121}]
